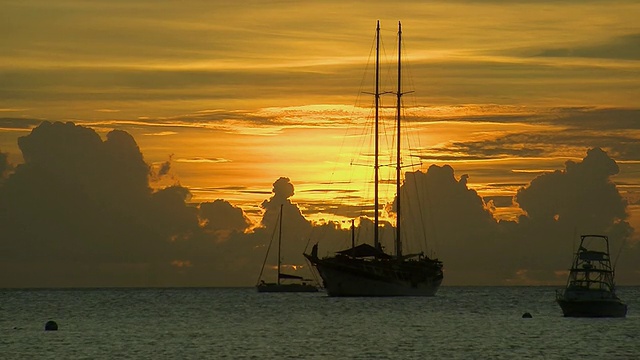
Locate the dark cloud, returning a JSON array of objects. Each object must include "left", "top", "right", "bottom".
[
  {"left": 507, "top": 148, "right": 634, "bottom": 283},
  {"left": 0, "top": 122, "right": 637, "bottom": 287},
  {"left": 157, "top": 156, "right": 172, "bottom": 177},
  {"left": 259, "top": 177, "right": 313, "bottom": 245},
  {"left": 0, "top": 118, "right": 42, "bottom": 130},
  {"left": 428, "top": 131, "right": 640, "bottom": 162},
  {"left": 550, "top": 107, "right": 640, "bottom": 130},
  {"left": 516, "top": 147, "right": 627, "bottom": 228},
  {"left": 418, "top": 108, "right": 640, "bottom": 162},
  {"left": 390, "top": 165, "right": 501, "bottom": 283},
  {"left": 199, "top": 199, "right": 252, "bottom": 236},
  {"left": 374, "top": 149, "right": 635, "bottom": 285},
  {"left": 0, "top": 121, "right": 203, "bottom": 286},
  {"left": 536, "top": 33, "right": 640, "bottom": 60},
  {"left": 0, "top": 150, "right": 9, "bottom": 178}
]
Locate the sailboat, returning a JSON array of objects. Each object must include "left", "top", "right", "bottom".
[
  {"left": 256, "top": 204, "right": 319, "bottom": 293},
  {"left": 304, "top": 21, "right": 444, "bottom": 296},
  {"left": 556, "top": 234, "right": 627, "bottom": 317}
]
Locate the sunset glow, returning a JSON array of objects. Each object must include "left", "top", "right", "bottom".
[{"left": 1, "top": 0, "right": 639, "bottom": 287}]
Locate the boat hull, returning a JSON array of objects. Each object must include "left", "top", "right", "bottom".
[
  {"left": 556, "top": 235, "right": 627, "bottom": 318},
  {"left": 557, "top": 298, "right": 627, "bottom": 318},
  {"left": 256, "top": 283, "right": 319, "bottom": 293},
  {"left": 306, "top": 254, "right": 442, "bottom": 297}
]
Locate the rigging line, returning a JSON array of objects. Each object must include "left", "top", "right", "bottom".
[
  {"left": 400, "top": 35, "right": 438, "bottom": 256},
  {"left": 613, "top": 235, "right": 626, "bottom": 272},
  {"left": 315, "top": 27, "right": 379, "bottom": 246},
  {"left": 256, "top": 208, "right": 281, "bottom": 285},
  {"left": 419, "top": 172, "right": 437, "bottom": 256},
  {"left": 398, "top": 33, "right": 423, "bottom": 171}
]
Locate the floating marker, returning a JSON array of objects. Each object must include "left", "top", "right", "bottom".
[
  {"left": 522, "top": 312, "right": 532, "bottom": 318},
  {"left": 44, "top": 320, "right": 58, "bottom": 331}
]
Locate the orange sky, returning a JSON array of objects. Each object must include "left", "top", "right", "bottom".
[{"left": 1, "top": 1, "right": 639, "bottom": 287}]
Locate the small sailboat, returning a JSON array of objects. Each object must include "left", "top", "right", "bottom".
[
  {"left": 256, "top": 204, "right": 319, "bottom": 293},
  {"left": 304, "top": 21, "right": 443, "bottom": 296},
  {"left": 556, "top": 234, "right": 627, "bottom": 317}
]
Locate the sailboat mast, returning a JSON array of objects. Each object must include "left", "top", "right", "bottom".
[
  {"left": 395, "top": 21, "right": 403, "bottom": 258},
  {"left": 351, "top": 219, "right": 355, "bottom": 249},
  {"left": 374, "top": 20, "right": 381, "bottom": 251},
  {"left": 277, "top": 204, "right": 283, "bottom": 286}
]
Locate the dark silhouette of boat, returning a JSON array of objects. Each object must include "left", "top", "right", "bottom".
[
  {"left": 256, "top": 204, "right": 319, "bottom": 293},
  {"left": 304, "top": 21, "right": 443, "bottom": 297},
  {"left": 556, "top": 234, "right": 627, "bottom": 317}
]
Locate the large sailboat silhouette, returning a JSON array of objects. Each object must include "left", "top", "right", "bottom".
[{"left": 304, "top": 21, "right": 444, "bottom": 296}]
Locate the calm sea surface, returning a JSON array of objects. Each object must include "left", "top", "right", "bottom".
[{"left": 1, "top": 287, "right": 639, "bottom": 359}]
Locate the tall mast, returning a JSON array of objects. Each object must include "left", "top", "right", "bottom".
[
  {"left": 395, "top": 21, "right": 402, "bottom": 258},
  {"left": 277, "top": 204, "right": 283, "bottom": 285},
  {"left": 374, "top": 20, "right": 380, "bottom": 250}
]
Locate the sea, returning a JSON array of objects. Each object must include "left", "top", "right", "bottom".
[{"left": 1, "top": 286, "right": 639, "bottom": 359}]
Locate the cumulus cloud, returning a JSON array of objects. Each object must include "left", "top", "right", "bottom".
[
  {"left": 517, "top": 147, "right": 626, "bottom": 226},
  {"left": 199, "top": 199, "right": 252, "bottom": 236},
  {"left": 0, "top": 122, "right": 636, "bottom": 287},
  {"left": 379, "top": 148, "right": 634, "bottom": 285},
  {"left": 260, "top": 177, "right": 305, "bottom": 227},
  {"left": 508, "top": 147, "right": 634, "bottom": 284},
  {"left": 0, "top": 125, "right": 321, "bottom": 287},
  {"left": 0, "top": 122, "right": 202, "bottom": 286}
]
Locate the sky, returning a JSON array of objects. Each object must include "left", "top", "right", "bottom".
[{"left": 1, "top": 0, "right": 639, "bottom": 287}]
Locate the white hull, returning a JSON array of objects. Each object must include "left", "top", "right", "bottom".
[{"left": 315, "top": 262, "right": 442, "bottom": 297}]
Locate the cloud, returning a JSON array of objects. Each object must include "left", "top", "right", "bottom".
[
  {"left": 418, "top": 108, "right": 640, "bottom": 162},
  {"left": 380, "top": 148, "right": 634, "bottom": 285},
  {"left": 516, "top": 147, "right": 627, "bottom": 228},
  {"left": 259, "top": 177, "right": 313, "bottom": 244},
  {"left": 175, "top": 157, "right": 230, "bottom": 164},
  {"left": 0, "top": 118, "right": 42, "bottom": 131},
  {"left": 0, "top": 126, "right": 323, "bottom": 287},
  {"left": 0, "top": 121, "right": 203, "bottom": 286},
  {"left": 158, "top": 154, "right": 173, "bottom": 176},
  {"left": 0, "top": 150, "right": 9, "bottom": 178},
  {"left": 199, "top": 199, "right": 252, "bottom": 235},
  {"left": 0, "top": 122, "right": 637, "bottom": 287},
  {"left": 535, "top": 33, "right": 640, "bottom": 60}
]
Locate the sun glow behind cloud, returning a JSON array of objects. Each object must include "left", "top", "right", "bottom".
[
  {"left": 0, "top": 1, "right": 638, "bottom": 226},
  {"left": 1, "top": 0, "right": 640, "bottom": 287}
]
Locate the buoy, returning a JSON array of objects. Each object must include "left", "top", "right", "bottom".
[
  {"left": 522, "top": 312, "right": 532, "bottom": 318},
  {"left": 44, "top": 320, "right": 58, "bottom": 331}
]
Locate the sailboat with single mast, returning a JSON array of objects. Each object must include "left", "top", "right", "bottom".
[
  {"left": 304, "top": 21, "right": 443, "bottom": 296},
  {"left": 257, "top": 204, "right": 319, "bottom": 293}
]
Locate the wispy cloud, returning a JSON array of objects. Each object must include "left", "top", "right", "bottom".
[
  {"left": 175, "top": 157, "right": 230, "bottom": 164},
  {"left": 535, "top": 33, "right": 640, "bottom": 60}
]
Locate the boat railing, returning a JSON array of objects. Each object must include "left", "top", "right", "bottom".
[{"left": 557, "top": 287, "right": 618, "bottom": 301}]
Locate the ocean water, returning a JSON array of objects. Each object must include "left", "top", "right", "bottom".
[{"left": 1, "top": 287, "right": 639, "bottom": 359}]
